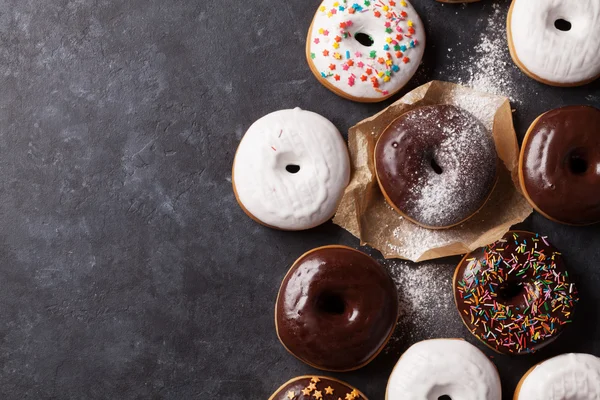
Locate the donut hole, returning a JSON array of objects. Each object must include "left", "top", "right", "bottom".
[
  {"left": 316, "top": 291, "right": 346, "bottom": 315},
  {"left": 285, "top": 164, "right": 301, "bottom": 174},
  {"left": 498, "top": 280, "right": 526, "bottom": 301},
  {"left": 438, "top": 396, "right": 452, "bottom": 400},
  {"left": 355, "top": 32, "right": 375, "bottom": 47},
  {"left": 554, "top": 19, "right": 572, "bottom": 32},
  {"left": 568, "top": 152, "right": 588, "bottom": 175},
  {"left": 430, "top": 158, "right": 443, "bottom": 175}
]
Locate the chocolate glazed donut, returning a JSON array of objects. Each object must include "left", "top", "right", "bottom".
[
  {"left": 519, "top": 105, "right": 600, "bottom": 225},
  {"left": 454, "top": 231, "right": 579, "bottom": 355},
  {"left": 275, "top": 246, "right": 398, "bottom": 371},
  {"left": 269, "top": 376, "right": 368, "bottom": 400},
  {"left": 375, "top": 105, "right": 498, "bottom": 229}
]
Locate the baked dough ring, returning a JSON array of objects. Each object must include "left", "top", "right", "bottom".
[
  {"left": 507, "top": 0, "right": 600, "bottom": 86},
  {"left": 514, "top": 353, "right": 600, "bottom": 399},
  {"left": 306, "top": 0, "right": 426, "bottom": 102},
  {"left": 232, "top": 108, "right": 350, "bottom": 230},
  {"left": 386, "top": 339, "right": 502, "bottom": 400}
]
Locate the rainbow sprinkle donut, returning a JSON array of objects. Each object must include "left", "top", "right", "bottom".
[
  {"left": 453, "top": 231, "right": 579, "bottom": 355},
  {"left": 306, "top": 0, "right": 426, "bottom": 102}
]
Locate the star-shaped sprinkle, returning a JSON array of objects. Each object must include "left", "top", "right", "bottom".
[
  {"left": 287, "top": 391, "right": 295, "bottom": 399},
  {"left": 308, "top": 383, "right": 317, "bottom": 391},
  {"left": 302, "top": 388, "right": 312, "bottom": 396},
  {"left": 313, "top": 391, "right": 322, "bottom": 399},
  {"left": 345, "top": 394, "right": 354, "bottom": 400},
  {"left": 311, "top": 377, "right": 321, "bottom": 383},
  {"left": 325, "top": 386, "right": 334, "bottom": 395},
  {"left": 351, "top": 389, "right": 360, "bottom": 398}
]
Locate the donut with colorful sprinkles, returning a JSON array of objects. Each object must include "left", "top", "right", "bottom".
[
  {"left": 453, "top": 231, "right": 579, "bottom": 355},
  {"left": 306, "top": 0, "right": 426, "bottom": 102}
]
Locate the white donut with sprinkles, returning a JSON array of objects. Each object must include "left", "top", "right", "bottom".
[
  {"left": 306, "top": 0, "right": 426, "bottom": 102},
  {"left": 508, "top": 0, "right": 600, "bottom": 86}
]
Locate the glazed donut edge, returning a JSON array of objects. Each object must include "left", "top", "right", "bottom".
[{"left": 275, "top": 245, "right": 399, "bottom": 372}]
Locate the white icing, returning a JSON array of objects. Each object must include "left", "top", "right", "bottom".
[
  {"left": 517, "top": 353, "right": 600, "bottom": 400},
  {"left": 386, "top": 339, "right": 502, "bottom": 400},
  {"left": 510, "top": 0, "right": 600, "bottom": 84},
  {"left": 233, "top": 108, "right": 350, "bottom": 230},
  {"left": 308, "top": 0, "right": 425, "bottom": 100}
]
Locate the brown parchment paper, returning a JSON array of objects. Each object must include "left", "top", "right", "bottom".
[{"left": 333, "top": 81, "right": 532, "bottom": 262}]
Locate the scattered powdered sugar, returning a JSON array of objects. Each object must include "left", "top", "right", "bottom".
[
  {"left": 453, "top": 3, "right": 519, "bottom": 102},
  {"left": 401, "top": 106, "right": 497, "bottom": 227},
  {"left": 383, "top": 259, "right": 465, "bottom": 354},
  {"left": 389, "top": 223, "right": 456, "bottom": 261}
]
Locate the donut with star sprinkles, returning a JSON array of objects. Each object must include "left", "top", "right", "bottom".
[
  {"left": 306, "top": 0, "right": 426, "bottom": 102},
  {"left": 453, "top": 231, "right": 579, "bottom": 355},
  {"left": 269, "top": 376, "right": 367, "bottom": 400}
]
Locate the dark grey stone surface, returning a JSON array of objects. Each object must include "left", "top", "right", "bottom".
[{"left": 0, "top": 0, "right": 598, "bottom": 399}]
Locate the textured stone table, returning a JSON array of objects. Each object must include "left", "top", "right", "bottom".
[{"left": 0, "top": 0, "right": 598, "bottom": 399}]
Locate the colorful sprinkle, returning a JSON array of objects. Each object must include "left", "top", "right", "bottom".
[
  {"left": 310, "top": 0, "right": 420, "bottom": 95},
  {"left": 455, "top": 232, "right": 579, "bottom": 355}
]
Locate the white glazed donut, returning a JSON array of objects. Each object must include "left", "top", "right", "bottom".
[
  {"left": 507, "top": 0, "right": 600, "bottom": 86},
  {"left": 306, "top": 0, "right": 426, "bottom": 102},
  {"left": 232, "top": 108, "right": 350, "bottom": 231},
  {"left": 515, "top": 353, "right": 600, "bottom": 400},
  {"left": 386, "top": 339, "right": 502, "bottom": 400}
]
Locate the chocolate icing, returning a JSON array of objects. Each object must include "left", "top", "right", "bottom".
[
  {"left": 454, "top": 231, "right": 579, "bottom": 355},
  {"left": 521, "top": 105, "right": 600, "bottom": 225},
  {"left": 374, "top": 105, "right": 497, "bottom": 228},
  {"left": 269, "top": 376, "right": 366, "bottom": 400},
  {"left": 276, "top": 246, "right": 398, "bottom": 371}
]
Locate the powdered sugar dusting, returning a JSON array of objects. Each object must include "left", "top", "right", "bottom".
[
  {"left": 400, "top": 106, "right": 497, "bottom": 227},
  {"left": 389, "top": 223, "right": 455, "bottom": 261},
  {"left": 454, "top": 3, "right": 519, "bottom": 102},
  {"left": 383, "top": 259, "right": 465, "bottom": 352}
]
